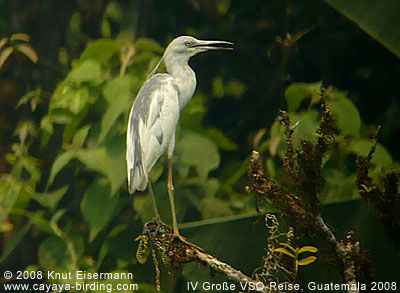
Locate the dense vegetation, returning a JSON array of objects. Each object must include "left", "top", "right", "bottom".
[{"left": 1, "top": 0, "right": 399, "bottom": 292}]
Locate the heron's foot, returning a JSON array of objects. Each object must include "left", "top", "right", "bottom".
[
  {"left": 171, "top": 232, "right": 203, "bottom": 251},
  {"left": 151, "top": 216, "right": 165, "bottom": 237},
  {"left": 153, "top": 215, "right": 162, "bottom": 222}
]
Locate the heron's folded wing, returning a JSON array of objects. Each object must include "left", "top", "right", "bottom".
[{"left": 126, "top": 74, "right": 179, "bottom": 193}]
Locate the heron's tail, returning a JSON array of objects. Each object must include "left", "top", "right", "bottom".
[{"left": 128, "top": 163, "right": 148, "bottom": 194}]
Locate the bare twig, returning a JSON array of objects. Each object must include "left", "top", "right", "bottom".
[{"left": 315, "top": 216, "right": 359, "bottom": 292}]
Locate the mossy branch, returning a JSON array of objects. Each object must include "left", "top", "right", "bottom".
[
  {"left": 356, "top": 126, "right": 400, "bottom": 249},
  {"left": 248, "top": 150, "right": 362, "bottom": 292},
  {"left": 142, "top": 219, "right": 266, "bottom": 293},
  {"left": 247, "top": 85, "right": 372, "bottom": 292}
]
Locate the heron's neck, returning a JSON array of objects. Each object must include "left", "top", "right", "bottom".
[{"left": 165, "top": 56, "right": 197, "bottom": 110}]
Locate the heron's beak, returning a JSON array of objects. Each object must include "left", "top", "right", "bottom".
[{"left": 192, "top": 40, "right": 234, "bottom": 51}]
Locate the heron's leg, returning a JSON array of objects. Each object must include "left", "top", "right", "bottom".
[
  {"left": 148, "top": 179, "right": 160, "bottom": 220},
  {"left": 167, "top": 158, "right": 201, "bottom": 249},
  {"left": 167, "top": 158, "right": 179, "bottom": 236},
  {"left": 166, "top": 137, "right": 192, "bottom": 244}
]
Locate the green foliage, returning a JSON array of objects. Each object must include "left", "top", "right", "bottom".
[
  {"left": 0, "top": 35, "right": 163, "bottom": 290},
  {"left": 0, "top": 32, "right": 236, "bottom": 290},
  {"left": 263, "top": 82, "right": 396, "bottom": 201},
  {"left": 99, "top": 75, "right": 135, "bottom": 144},
  {"left": 0, "top": 223, "right": 31, "bottom": 262},
  {"left": 1, "top": 1, "right": 399, "bottom": 291},
  {"left": 177, "top": 132, "right": 220, "bottom": 179},
  {"left": 33, "top": 185, "right": 69, "bottom": 211},
  {"left": 323, "top": 0, "right": 400, "bottom": 57},
  {"left": 76, "top": 145, "right": 126, "bottom": 196},
  {"left": 80, "top": 39, "right": 121, "bottom": 63},
  {"left": 81, "top": 178, "right": 119, "bottom": 241},
  {"left": 67, "top": 60, "right": 102, "bottom": 82},
  {"left": 38, "top": 236, "right": 73, "bottom": 271}
]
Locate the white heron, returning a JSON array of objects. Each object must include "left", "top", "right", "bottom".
[{"left": 126, "top": 36, "right": 233, "bottom": 242}]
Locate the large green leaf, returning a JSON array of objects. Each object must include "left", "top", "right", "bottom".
[
  {"left": 327, "top": 93, "right": 361, "bottom": 137},
  {"left": 347, "top": 138, "right": 393, "bottom": 167},
  {"left": 134, "top": 38, "right": 164, "bottom": 54},
  {"left": 67, "top": 60, "right": 101, "bottom": 82},
  {"left": 47, "top": 151, "right": 74, "bottom": 188},
  {"left": 0, "top": 178, "right": 23, "bottom": 224},
  {"left": 97, "top": 224, "right": 128, "bottom": 268},
  {"left": 322, "top": 168, "right": 358, "bottom": 201},
  {"left": 32, "top": 185, "right": 69, "bottom": 211},
  {"left": 76, "top": 144, "right": 126, "bottom": 195},
  {"left": 50, "top": 83, "right": 89, "bottom": 115},
  {"left": 81, "top": 39, "right": 121, "bottom": 64},
  {"left": 323, "top": 0, "right": 400, "bottom": 57},
  {"left": 0, "top": 223, "right": 31, "bottom": 263},
  {"left": 38, "top": 236, "right": 73, "bottom": 271},
  {"left": 285, "top": 82, "right": 322, "bottom": 112},
  {"left": 176, "top": 132, "right": 220, "bottom": 179},
  {"left": 80, "top": 178, "right": 119, "bottom": 242},
  {"left": 201, "top": 196, "right": 233, "bottom": 219},
  {"left": 71, "top": 124, "right": 91, "bottom": 149},
  {"left": 289, "top": 110, "right": 320, "bottom": 145},
  {"left": 98, "top": 75, "right": 134, "bottom": 144},
  {"left": 205, "top": 128, "right": 238, "bottom": 151}
]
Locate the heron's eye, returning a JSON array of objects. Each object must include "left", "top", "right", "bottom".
[{"left": 185, "top": 41, "right": 192, "bottom": 47}]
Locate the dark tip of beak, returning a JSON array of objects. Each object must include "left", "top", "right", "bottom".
[{"left": 193, "top": 40, "right": 234, "bottom": 50}]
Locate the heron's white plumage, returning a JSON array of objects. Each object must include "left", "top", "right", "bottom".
[
  {"left": 127, "top": 74, "right": 179, "bottom": 193},
  {"left": 126, "top": 36, "right": 233, "bottom": 195}
]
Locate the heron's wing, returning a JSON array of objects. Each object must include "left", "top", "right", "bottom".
[{"left": 127, "top": 74, "right": 180, "bottom": 194}]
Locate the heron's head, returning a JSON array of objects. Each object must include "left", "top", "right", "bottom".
[
  {"left": 148, "top": 36, "right": 233, "bottom": 78},
  {"left": 165, "top": 36, "right": 233, "bottom": 60}
]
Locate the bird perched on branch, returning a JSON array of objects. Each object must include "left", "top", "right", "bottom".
[{"left": 126, "top": 36, "right": 233, "bottom": 242}]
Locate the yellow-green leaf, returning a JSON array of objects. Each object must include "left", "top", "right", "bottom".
[
  {"left": 360, "top": 184, "right": 372, "bottom": 193},
  {"left": 312, "top": 132, "right": 324, "bottom": 138},
  {"left": 16, "top": 43, "right": 38, "bottom": 63},
  {"left": 0, "top": 37, "right": 8, "bottom": 50},
  {"left": 298, "top": 245, "right": 318, "bottom": 254},
  {"left": 0, "top": 47, "right": 14, "bottom": 69},
  {"left": 298, "top": 256, "right": 317, "bottom": 266},
  {"left": 278, "top": 242, "right": 297, "bottom": 253},
  {"left": 10, "top": 33, "right": 30, "bottom": 42},
  {"left": 274, "top": 247, "right": 296, "bottom": 259}
]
